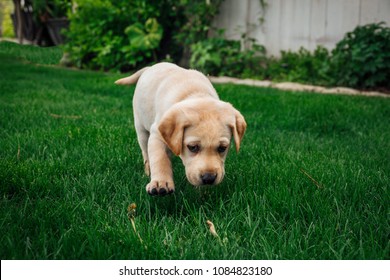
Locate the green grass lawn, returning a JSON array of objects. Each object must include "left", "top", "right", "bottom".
[{"left": 0, "top": 42, "right": 389, "bottom": 260}]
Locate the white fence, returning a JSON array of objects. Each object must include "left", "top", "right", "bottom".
[{"left": 212, "top": 0, "right": 390, "bottom": 56}]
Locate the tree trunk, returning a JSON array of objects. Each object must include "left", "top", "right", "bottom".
[{"left": 13, "top": 0, "right": 23, "bottom": 43}]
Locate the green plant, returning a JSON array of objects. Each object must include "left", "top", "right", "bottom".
[
  {"left": 190, "top": 31, "right": 267, "bottom": 78},
  {"left": 173, "top": 0, "right": 224, "bottom": 47},
  {"left": 122, "top": 18, "right": 163, "bottom": 65},
  {"left": 32, "top": 0, "right": 72, "bottom": 19},
  {"left": 328, "top": 22, "right": 390, "bottom": 89},
  {"left": 265, "top": 46, "right": 331, "bottom": 85},
  {"left": 63, "top": 0, "right": 223, "bottom": 72},
  {"left": 63, "top": 0, "right": 163, "bottom": 71}
]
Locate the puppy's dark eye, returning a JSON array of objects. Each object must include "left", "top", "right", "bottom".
[
  {"left": 187, "top": 144, "right": 200, "bottom": 153},
  {"left": 217, "top": 146, "right": 227, "bottom": 153}
]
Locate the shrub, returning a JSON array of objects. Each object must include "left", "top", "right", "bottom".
[
  {"left": 190, "top": 37, "right": 332, "bottom": 85},
  {"left": 328, "top": 22, "right": 390, "bottom": 90},
  {"left": 265, "top": 46, "right": 331, "bottom": 85},
  {"left": 190, "top": 32, "right": 267, "bottom": 78},
  {"left": 63, "top": 0, "right": 223, "bottom": 72},
  {"left": 63, "top": 0, "right": 162, "bottom": 71},
  {"left": 32, "top": 0, "right": 72, "bottom": 18}
]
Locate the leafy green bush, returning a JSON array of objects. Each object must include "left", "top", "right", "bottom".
[
  {"left": 328, "top": 22, "right": 390, "bottom": 89},
  {"left": 190, "top": 33, "right": 267, "bottom": 78},
  {"left": 174, "top": 0, "right": 223, "bottom": 48},
  {"left": 63, "top": 0, "right": 162, "bottom": 71},
  {"left": 63, "top": 0, "right": 222, "bottom": 72},
  {"left": 32, "top": 0, "right": 72, "bottom": 18},
  {"left": 266, "top": 46, "right": 331, "bottom": 85}
]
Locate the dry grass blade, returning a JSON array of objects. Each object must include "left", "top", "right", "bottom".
[
  {"left": 49, "top": 113, "right": 82, "bottom": 120},
  {"left": 17, "top": 144, "right": 20, "bottom": 160},
  {"left": 127, "top": 203, "right": 146, "bottom": 247},
  {"left": 300, "top": 168, "right": 323, "bottom": 189}
]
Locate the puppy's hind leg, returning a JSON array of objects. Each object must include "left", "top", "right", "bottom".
[{"left": 135, "top": 125, "right": 151, "bottom": 176}]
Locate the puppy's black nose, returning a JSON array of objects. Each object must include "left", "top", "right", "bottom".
[{"left": 201, "top": 173, "right": 217, "bottom": 185}]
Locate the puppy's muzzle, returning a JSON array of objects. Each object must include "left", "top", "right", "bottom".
[{"left": 201, "top": 172, "right": 217, "bottom": 185}]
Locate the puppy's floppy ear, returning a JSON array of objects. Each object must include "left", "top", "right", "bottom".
[
  {"left": 229, "top": 108, "right": 247, "bottom": 152},
  {"left": 158, "top": 107, "right": 189, "bottom": 156}
]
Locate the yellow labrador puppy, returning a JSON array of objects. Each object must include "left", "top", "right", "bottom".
[{"left": 115, "top": 63, "right": 246, "bottom": 196}]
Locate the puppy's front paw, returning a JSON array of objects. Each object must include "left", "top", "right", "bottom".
[{"left": 146, "top": 180, "right": 175, "bottom": 196}]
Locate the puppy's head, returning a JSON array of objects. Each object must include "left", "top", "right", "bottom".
[{"left": 158, "top": 99, "right": 246, "bottom": 186}]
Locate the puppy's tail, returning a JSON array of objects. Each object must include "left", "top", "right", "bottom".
[{"left": 115, "top": 67, "right": 150, "bottom": 85}]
